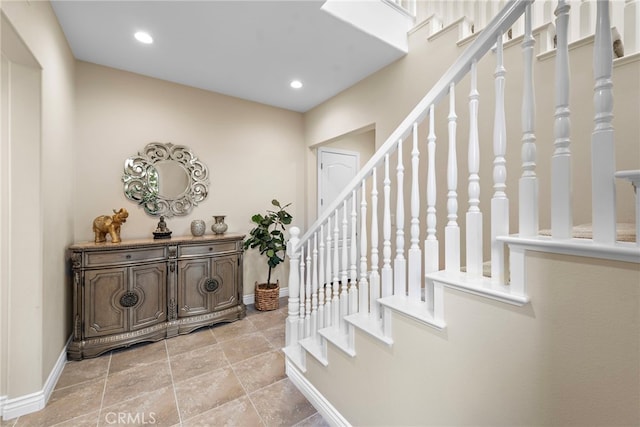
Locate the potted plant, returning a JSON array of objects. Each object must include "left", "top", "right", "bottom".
[{"left": 243, "top": 199, "right": 293, "bottom": 311}]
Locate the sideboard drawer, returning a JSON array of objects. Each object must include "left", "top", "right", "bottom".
[
  {"left": 85, "top": 247, "right": 166, "bottom": 267},
  {"left": 178, "top": 241, "right": 238, "bottom": 257}
]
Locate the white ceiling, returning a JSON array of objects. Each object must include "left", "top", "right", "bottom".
[{"left": 51, "top": 0, "right": 409, "bottom": 112}]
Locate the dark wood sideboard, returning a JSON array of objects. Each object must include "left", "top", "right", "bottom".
[{"left": 67, "top": 233, "right": 246, "bottom": 360}]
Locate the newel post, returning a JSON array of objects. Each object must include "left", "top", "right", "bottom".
[{"left": 286, "top": 227, "right": 301, "bottom": 347}]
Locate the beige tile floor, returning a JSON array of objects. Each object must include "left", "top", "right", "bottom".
[{"left": 2, "top": 299, "right": 328, "bottom": 427}]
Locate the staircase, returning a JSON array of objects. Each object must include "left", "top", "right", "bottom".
[{"left": 284, "top": 1, "right": 640, "bottom": 425}]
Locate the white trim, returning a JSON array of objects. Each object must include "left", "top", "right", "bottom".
[
  {"left": 1, "top": 337, "right": 69, "bottom": 421},
  {"left": 285, "top": 358, "right": 351, "bottom": 427},
  {"left": 0, "top": 396, "right": 6, "bottom": 419},
  {"left": 426, "top": 271, "right": 531, "bottom": 307},
  {"left": 242, "top": 286, "right": 289, "bottom": 306},
  {"left": 379, "top": 294, "right": 448, "bottom": 329},
  {"left": 499, "top": 235, "right": 640, "bottom": 264}
]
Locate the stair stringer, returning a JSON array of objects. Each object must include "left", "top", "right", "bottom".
[{"left": 285, "top": 251, "right": 640, "bottom": 426}]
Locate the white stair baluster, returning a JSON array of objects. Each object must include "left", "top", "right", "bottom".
[
  {"left": 520, "top": 3, "right": 539, "bottom": 239},
  {"left": 340, "top": 200, "right": 349, "bottom": 333},
  {"left": 552, "top": 0, "right": 573, "bottom": 239},
  {"left": 325, "top": 217, "right": 333, "bottom": 328},
  {"left": 333, "top": 210, "right": 341, "bottom": 327},
  {"left": 318, "top": 225, "right": 326, "bottom": 332},
  {"left": 286, "top": 227, "right": 301, "bottom": 347},
  {"left": 299, "top": 245, "right": 306, "bottom": 339},
  {"left": 467, "top": 59, "right": 483, "bottom": 277},
  {"left": 370, "top": 168, "right": 381, "bottom": 319},
  {"left": 359, "top": 180, "right": 369, "bottom": 314},
  {"left": 592, "top": 0, "right": 617, "bottom": 244},
  {"left": 349, "top": 190, "right": 358, "bottom": 314},
  {"left": 382, "top": 154, "right": 393, "bottom": 298},
  {"left": 492, "top": 33, "right": 509, "bottom": 284},
  {"left": 311, "top": 233, "right": 318, "bottom": 338},
  {"left": 425, "top": 106, "right": 439, "bottom": 275},
  {"left": 394, "top": 139, "right": 406, "bottom": 296},
  {"left": 446, "top": 84, "right": 460, "bottom": 273},
  {"left": 580, "top": 0, "right": 596, "bottom": 39},
  {"left": 625, "top": 0, "right": 640, "bottom": 54},
  {"left": 305, "top": 240, "right": 312, "bottom": 338},
  {"left": 408, "top": 122, "right": 422, "bottom": 300}
]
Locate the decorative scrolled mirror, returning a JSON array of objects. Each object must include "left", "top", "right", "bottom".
[{"left": 122, "top": 142, "right": 209, "bottom": 217}]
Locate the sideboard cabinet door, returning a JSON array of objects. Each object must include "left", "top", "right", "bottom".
[
  {"left": 177, "top": 257, "right": 212, "bottom": 317},
  {"left": 84, "top": 262, "right": 167, "bottom": 338},
  {"left": 211, "top": 255, "right": 238, "bottom": 311},
  {"left": 130, "top": 263, "right": 167, "bottom": 330},
  {"left": 177, "top": 254, "right": 238, "bottom": 318},
  {"left": 84, "top": 268, "right": 127, "bottom": 338}
]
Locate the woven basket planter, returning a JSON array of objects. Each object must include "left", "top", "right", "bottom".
[{"left": 255, "top": 280, "right": 279, "bottom": 311}]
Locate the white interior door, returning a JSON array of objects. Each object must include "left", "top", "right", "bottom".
[{"left": 318, "top": 148, "right": 359, "bottom": 217}]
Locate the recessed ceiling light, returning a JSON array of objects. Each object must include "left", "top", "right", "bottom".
[
  {"left": 134, "top": 31, "right": 153, "bottom": 44},
  {"left": 290, "top": 80, "right": 303, "bottom": 89}
]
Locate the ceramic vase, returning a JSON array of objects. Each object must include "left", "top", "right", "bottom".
[
  {"left": 190, "top": 219, "right": 206, "bottom": 237},
  {"left": 211, "top": 215, "right": 228, "bottom": 234}
]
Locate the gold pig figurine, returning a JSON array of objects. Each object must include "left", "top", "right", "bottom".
[{"left": 93, "top": 208, "right": 129, "bottom": 243}]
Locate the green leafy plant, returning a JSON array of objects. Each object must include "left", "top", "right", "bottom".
[{"left": 243, "top": 200, "right": 293, "bottom": 288}]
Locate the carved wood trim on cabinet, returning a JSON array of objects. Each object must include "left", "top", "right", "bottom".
[{"left": 68, "top": 234, "right": 246, "bottom": 360}]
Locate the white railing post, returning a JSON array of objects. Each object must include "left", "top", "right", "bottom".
[
  {"left": 299, "top": 245, "right": 306, "bottom": 339},
  {"left": 615, "top": 171, "right": 640, "bottom": 246},
  {"left": 311, "top": 234, "right": 319, "bottom": 338},
  {"left": 552, "top": 0, "right": 573, "bottom": 239},
  {"left": 286, "top": 227, "right": 301, "bottom": 347},
  {"left": 394, "top": 139, "right": 407, "bottom": 296},
  {"left": 520, "top": 3, "right": 539, "bottom": 239},
  {"left": 325, "top": 217, "right": 333, "bottom": 328},
  {"left": 625, "top": 0, "right": 640, "bottom": 54},
  {"left": 318, "top": 225, "right": 326, "bottom": 331},
  {"left": 446, "top": 84, "right": 460, "bottom": 273},
  {"left": 370, "top": 168, "right": 381, "bottom": 319},
  {"left": 333, "top": 210, "right": 340, "bottom": 327},
  {"left": 425, "top": 105, "right": 439, "bottom": 276},
  {"left": 467, "top": 60, "right": 483, "bottom": 277},
  {"left": 382, "top": 154, "right": 393, "bottom": 298},
  {"left": 349, "top": 190, "right": 358, "bottom": 314},
  {"left": 592, "top": 0, "right": 617, "bottom": 244},
  {"left": 580, "top": 0, "right": 596, "bottom": 39},
  {"left": 492, "top": 33, "right": 509, "bottom": 283},
  {"left": 340, "top": 200, "right": 349, "bottom": 332},
  {"left": 359, "top": 180, "right": 369, "bottom": 314},
  {"left": 408, "top": 123, "right": 422, "bottom": 299},
  {"left": 305, "top": 241, "right": 312, "bottom": 337}
]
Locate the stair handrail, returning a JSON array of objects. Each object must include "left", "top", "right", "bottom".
[{"left": 294, "top": 0, "right": 533, "bottom": 251}]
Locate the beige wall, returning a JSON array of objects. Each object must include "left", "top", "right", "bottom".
[
  {"left": 74, "top": 62, "right": 306, "bottom": 294},
  {"left": 0, "top": 0, "right": 75, "bottom": 400},
  {"left": 305, "top": 252, "right": 640, "bottom": 425}
]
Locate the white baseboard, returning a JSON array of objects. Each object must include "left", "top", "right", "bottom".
[
  {"left": 285, "top": 358, "right": 351, "bottom": 427},
  {"left": 243, "top": 286, "right": 289, "bottom": 305},
  {"left": 1, "top": 336, "right": 70, "bottom": 421}
]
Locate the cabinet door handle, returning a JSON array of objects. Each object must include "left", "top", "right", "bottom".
[
  {"left": 119, "top": 291, "right": 139, "bottom": 308},
  {"left": 204, "top": 278, "right": 219, "bottom": 292},
  {"left": 209, "top": 247, "right": 213, "bottom": 251}
]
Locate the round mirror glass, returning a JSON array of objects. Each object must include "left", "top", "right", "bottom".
[{"left": 150, "top": 160, "right": 190, "bottom": 199}]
